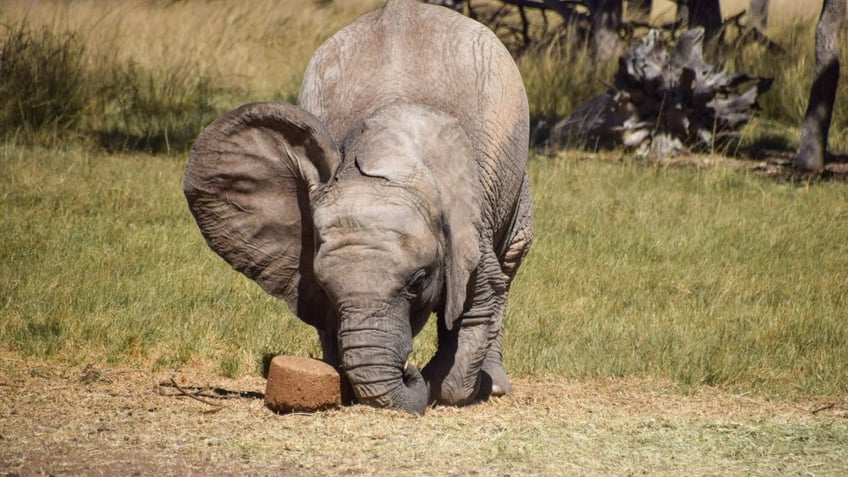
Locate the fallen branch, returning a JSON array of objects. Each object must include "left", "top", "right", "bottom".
[
  {"left": 546, "top": 27, "right": 772, "bottom": 157},
  {"left": 811, "top": 402, "right": 836, "bottom": 415},
  {"left": 165, "top": 377, "right": 226, "bottom": 411}
]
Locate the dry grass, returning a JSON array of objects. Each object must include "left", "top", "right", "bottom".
[
  {"left": 0, "top": 0, "right": 379, "bottom": 100},
  {"left": 650, "top": 0, "right": 818, "bottom": 31},
  {"left": 0, "top": 0, "right": 382, "bottom": 151},
  {"left": 2, "top": 0, "right": 842, "bottom": 152},
  {"left": 2, "top": 353, "right": 846, "bottom": 475}
]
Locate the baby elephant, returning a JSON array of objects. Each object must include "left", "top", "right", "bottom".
[{"left": 184, "top": 0, "right": 533, "bottom": 414}]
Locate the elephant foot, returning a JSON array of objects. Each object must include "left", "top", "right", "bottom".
[
  {"left": 422, "top": 356, "right": 482, "bottom": 406},
  {"left": 476, "top": 362, "right": 512, "bottom": 400}
]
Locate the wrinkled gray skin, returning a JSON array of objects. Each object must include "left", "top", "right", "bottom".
[{"left": 183, "top": 0, "right": 533, "bottom": 414}]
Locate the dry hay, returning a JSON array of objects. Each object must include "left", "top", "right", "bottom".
[{"left": 1, "top": 352, "right": 846, "bottom": 476}]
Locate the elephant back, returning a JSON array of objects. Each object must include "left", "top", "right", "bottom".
[{"left": 298, "top": 0, "right": 529, "bottom": 231}]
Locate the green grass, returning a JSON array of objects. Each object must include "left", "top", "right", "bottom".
[
  {"left": 2, "top": 145, "right": 846, "bottom": 398},
  {"left": 0, "top": 145, "right": 318, "bottom": 374},
  {"left": 508, "top": 155, "right": 848, "bottom": 397},
  {"left": 0, "top": 17, "right": 221, "bottom": 153}
]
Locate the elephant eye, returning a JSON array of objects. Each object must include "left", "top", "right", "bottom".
[{"left": 407, "top": 268, "right": 428, "bottom": 293}]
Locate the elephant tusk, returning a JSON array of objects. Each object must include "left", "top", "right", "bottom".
[{"left": 403, "top": 360, "right": 418, "bottom": 372}]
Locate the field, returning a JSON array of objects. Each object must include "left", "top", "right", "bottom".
[
  {"left": 3, "top": 365, "right": 847, "bottom": 475},
  {"left": 3, "top": 146, "right": 847, "bottom": 475},
  {"left": 2, "top": 0, "right": 848, "bottom": 475}
]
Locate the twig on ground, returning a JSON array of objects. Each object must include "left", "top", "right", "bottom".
[
  {"left": 167, "top": 376, "right": 226, "bottom": 410},
  {"left": 811, "top": 403, "right": 836, "bottom": 415}
]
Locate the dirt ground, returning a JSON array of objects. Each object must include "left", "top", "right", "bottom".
[{"left": 2, "top": 354, "right": 846, "bottom": 476}]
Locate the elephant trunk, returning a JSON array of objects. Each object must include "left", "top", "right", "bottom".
[{"left": 337, "top": 303, "right": 428, "bottom": 415}]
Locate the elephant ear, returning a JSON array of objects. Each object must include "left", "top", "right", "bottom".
[
  {"left": 443, "top": 207, "right": 482, "bottom": 331},
  {"left": 183, "top": 102, "right": 339, "bottom": 320},
  {"left": 431, "top": 122, "right": 482, "bottom": 331}
]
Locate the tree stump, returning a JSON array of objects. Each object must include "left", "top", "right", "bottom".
[{"left": 549, "top": 27, "right": 772, "bottom": 157}]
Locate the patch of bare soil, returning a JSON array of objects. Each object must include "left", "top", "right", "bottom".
[{"left": 1, "top": 357, "right": 847, "bottom": 476}]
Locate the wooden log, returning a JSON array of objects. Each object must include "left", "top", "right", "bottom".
[{"left": 548, "top": 27, "right": 771, "bottom": 157}]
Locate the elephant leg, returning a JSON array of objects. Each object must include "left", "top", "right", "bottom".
[
  {"left": 480, "top": 174, "right": 534, "bottom": 399},
  {"left": 424, "top": 265, "right": 505, "bottom": 405},
  {"left": 423, "top": 307, "right": 491, "bottom": 405},
  {"left": 425, "top": 175, "right": 534, "bottom": 406}
]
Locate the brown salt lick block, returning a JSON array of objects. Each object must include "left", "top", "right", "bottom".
[{"left": 265, "top": 355, "right": 353, "bottom": 413}]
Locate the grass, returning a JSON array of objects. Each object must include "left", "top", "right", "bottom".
[
  {"left": 509, "top": 154, "right": 848, "bottom": 397},
  {"left": 726, "top": 20, "right": 848, "bottom": 149},
  {"left": 0, "top": 20, "right": 86, "bottom": 141},
  {"left": 0, "top": 145, "right": 318, "bottom": 376},
  {"left": 2, "top": 145, "right": 847, "bottom": 399},
  {"left": 518, "top": 35, "right": 618, "bottom": 127},
  {"left": 0, "top": 0, "right": 380, "bottom": 151},
  {"left": 2, "top": 0, "right": 848, "bottom": 154}
]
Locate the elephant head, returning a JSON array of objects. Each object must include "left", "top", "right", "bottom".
[{"left": 184, "top": 101, "right": 482, "bottom": 414}]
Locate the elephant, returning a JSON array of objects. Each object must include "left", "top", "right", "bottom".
[{"left": 183, "top": 0, "right": 533, "bottom": 414}]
